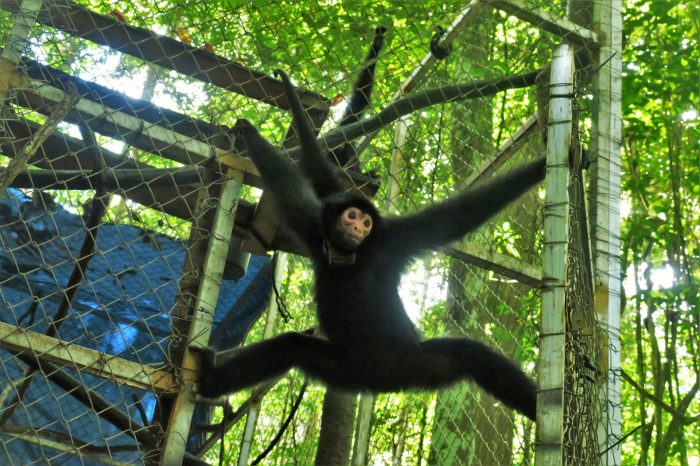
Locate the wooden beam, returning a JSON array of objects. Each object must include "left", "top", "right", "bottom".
[
  {"left": 0, "top": 321, "right": 177, "bottom": 394},
  {"left": 486, "top": 0, "right": 598, "bottom": 47},
  {"left": 19, "top": 82, "right": 214, "bottom": 167},
  {"left": 0, "top": 118, "right": 206, "bottom": 219},
  {"left": 161, "top": 170, "right": 243, "bottom": 464},
  {"left": 0, "top": 0, "right": 329, "bottom": 112},
  {"left": 18, "top": 57, "right": 222, "bottom": 141},
  {"left": 590, "top": 0, "right": 623, "bottom": 462},
  {"left": 441, "top": 241, "right": 543, "bottom": 288},
  {"left": 8, "top": 167, "right": 207, "bottom": 191}
]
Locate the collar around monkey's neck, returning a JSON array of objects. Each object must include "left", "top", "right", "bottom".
[{"left": 322, "top": 240, "right": 356, "bottom": 266}]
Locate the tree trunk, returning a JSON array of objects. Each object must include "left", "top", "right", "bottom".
[{"left": 315, "top": 389, "right": 357, "bottom": 466}]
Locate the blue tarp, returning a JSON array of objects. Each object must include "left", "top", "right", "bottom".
[{"left": 0, "top": 189, "right": 272, "bottom": 465}]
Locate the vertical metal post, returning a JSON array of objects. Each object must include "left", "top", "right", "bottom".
[
  {"left": 535, "top": 43, "right": 574, "bottom": 466},
  {"left": 350, "top": 114, "right": 411, "bottom": 464},
  {"left": 237, "top": 408, "right": 258, "bottom": 466},
  {"left": 236, "top": 253, "right": 287, "bottom": 466},
  {"left": 384, "top": 115, "right": 409, "bottom": 214},
  {"left": 591, "top": 1, "right": 623, "bottom": 463},
  {"left": 160, "top": 170, "right": 243, "bottom": 465},
  {"left": 351, "top": 394, "right": 374, "bottom": 466}
]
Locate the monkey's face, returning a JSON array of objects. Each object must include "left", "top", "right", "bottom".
[{"left": 332, "top": 206, "right": 373, "bottom": 251}]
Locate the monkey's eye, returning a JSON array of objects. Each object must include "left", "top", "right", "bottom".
[
  {"left": 348, "top": 210, "right": 357, "bottom": 220},
  {"left": 364, "top": 218, "right": 372, "bottom": 229}
]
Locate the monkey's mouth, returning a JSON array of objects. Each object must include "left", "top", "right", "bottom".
[
  {"left": 344, "top": 233, "right": 365, "bottom": 244},
  {"left": 341, "top": 234, "right": 366, "bottom": 250}
]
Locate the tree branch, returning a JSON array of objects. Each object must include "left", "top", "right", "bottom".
[{"left": 620, "top": 369, "right": 700, "bottom": 424}]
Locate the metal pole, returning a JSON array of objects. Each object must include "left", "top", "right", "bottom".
[
  {"left": 160, "top": 170, "right": 243, "bottom": 465},
  {"left": 350, "top": 112, "right": 411, "bottom": 465},
  {"left": 535, "top": 43, "right": 574, "bottom": 466},
  {"left": 237, "top": 252, "right": 287, "bottom": 466},
  {"left": 591, "top": 1, "right": 623, "bottom": 463}
]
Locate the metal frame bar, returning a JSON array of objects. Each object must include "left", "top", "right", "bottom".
[
  {"left": 591, "top": 0, "right": 623, "bottom": 463},
  {"left": 160, "top": 169, "right": 243, "bottom": 464},
  {"left": 535, "top": 43, "right": 574, "bottom": 465}
]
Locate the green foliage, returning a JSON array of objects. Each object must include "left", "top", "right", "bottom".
[
  {"left": 620, "top": 1, "right": 699, "bottom": 464},
  {"left": 9, "top": 0, "right": 694, "bottom": 463}
]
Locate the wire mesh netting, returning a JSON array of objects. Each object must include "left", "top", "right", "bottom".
[{"left": 0, "top": 0, "right": 620, "bottom": 464}]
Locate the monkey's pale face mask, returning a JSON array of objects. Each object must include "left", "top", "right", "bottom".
[{"left": 336, "top": 206, "right": 373, "bottom": 249}]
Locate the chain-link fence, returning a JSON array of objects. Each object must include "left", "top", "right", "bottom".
[{"left": 0, "top": 0, "right": 621, "bottom": 464}]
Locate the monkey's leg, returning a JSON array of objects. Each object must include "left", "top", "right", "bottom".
[
  {"left": 416, "top": 338, "right": 537, "bottom": 420},
  {"left": 365, "top": 338, "right": 536, "bottom": 420},
  {"left": 194, "top": 332, "right": 349, "bottom": 398}
]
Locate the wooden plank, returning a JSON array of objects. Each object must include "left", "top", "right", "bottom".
[
  {"left": 2, "top": 427, "right": 133, "bottom": 466},
  {"left": 0, "top": 321, "right": 177, "bottom": 394},
  {"left": 18, "top": 57, "right": 224, "bottom": 140},
  {"left": 487, "top": 0, "right": 598, "bottom": 47},
  {"left": 535, "top": 43, "right": 574, "bottom": 466},
  {"left": 19, "top": 81, "right": 213, "bottom": 166},
  {"left": 441, "top": 241, "right": 542, "bottom": 288},
  {"left": 8, "top": 167, "right": 206, "bottom": 190}
]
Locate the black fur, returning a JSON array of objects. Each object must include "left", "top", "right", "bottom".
[
  {"left": 429, "top": 26, "right": 452, "bottom": 60},
  {"left": 195, "top": 57, "right": 545, "bottom": 421}
]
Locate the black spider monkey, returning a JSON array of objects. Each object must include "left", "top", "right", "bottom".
[{"left": 194, "top": 34, "right": 546, "bottom": 422}]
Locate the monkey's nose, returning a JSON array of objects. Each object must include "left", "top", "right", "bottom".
[{"left": 351, "top": 224, "right": 365, "bottom": 237}]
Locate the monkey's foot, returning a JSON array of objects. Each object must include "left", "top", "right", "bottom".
[
  {"left": 189, "top": 345, "right": 217, "bottom": 370},
  {"left": 192, "top": 383, "right": 229, "bottom": 406}
]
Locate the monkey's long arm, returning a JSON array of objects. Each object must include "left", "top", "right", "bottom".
[
  {"left": 234, "top": 119, "right": 324, "bottom": 242},
  {"left": 384, "top": 156, "right": 546, "bottom": 255}
]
